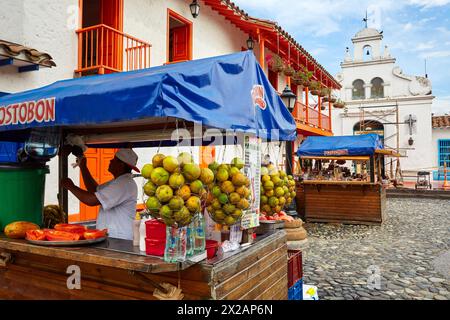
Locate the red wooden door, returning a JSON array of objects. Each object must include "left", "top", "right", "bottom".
[
  {"left": 100, "top": 0, "right": 123, "bottom": 72},
  {"left": 171, "top": 26, "right": 189, "bottom": 62},
  {"left": 79, "top": 148, "right": 117, "bottom": 221}
]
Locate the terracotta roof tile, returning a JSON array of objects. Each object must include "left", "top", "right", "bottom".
[
  {"left": 204, "top": 0, "right": 340, "bottom": 89},
  {"left": 432, "top": 115, "right": 450, "bottom": 128},
  {"left": 0, "top": 40, "right": 56, "bottom": 67}
]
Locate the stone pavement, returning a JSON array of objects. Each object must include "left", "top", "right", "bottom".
[{"left": 301, "top": 198, "right": 450, "bottom": 300}]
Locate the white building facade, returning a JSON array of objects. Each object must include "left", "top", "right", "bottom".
[{"left": 332, "top": 27, "right": 436, "bottom": 177}]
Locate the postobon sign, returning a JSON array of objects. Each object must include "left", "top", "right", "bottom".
[{"left": 0, "top": 97, "right": 56, "bottom": 126}]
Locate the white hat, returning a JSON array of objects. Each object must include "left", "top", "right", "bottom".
[{"left": 115, "top": 149, "right": 140, "bottom": 173}]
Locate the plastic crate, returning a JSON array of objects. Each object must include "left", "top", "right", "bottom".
[
  {"left": 288, "top": 278, "right": 303, "bottom": 300},
  {"left": 288, "top": 249, "right": 303, "bottom": 288}
]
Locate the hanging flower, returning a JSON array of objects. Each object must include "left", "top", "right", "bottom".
[
  {"left": 266, "top": 54, "right": 284, "bottom": 73},
  {"left": 283, "top": 64, "right": 295, "bottom": 77},
  {"left": 333, "top": 99, "right": 346, "bottom": 109}
]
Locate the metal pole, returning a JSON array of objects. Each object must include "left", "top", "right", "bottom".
[{"left": 285, "top": 141, "right": 293, "bottom": 176}]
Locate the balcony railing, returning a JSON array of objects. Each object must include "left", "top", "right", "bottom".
[
  {"left": 293, "top": 102, "right": 331, "bottom": 133},
  {"left": 76, "top": 24, "right": 151, "bottom": 75}
]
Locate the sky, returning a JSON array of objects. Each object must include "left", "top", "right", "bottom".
[{"left": 232, "top": 0, "right": 450, "bottom": 115}]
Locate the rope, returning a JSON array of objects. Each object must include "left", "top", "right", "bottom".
[{"left": 157, "top": 117, "right": 170, "bottom": 154}]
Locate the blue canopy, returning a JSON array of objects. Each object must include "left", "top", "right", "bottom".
[
  {"left": 297, "top": 134, "right": 384, "bottom": 157},
  {"left": 0, "top": 51, "right": 296, "bottom": 142}
]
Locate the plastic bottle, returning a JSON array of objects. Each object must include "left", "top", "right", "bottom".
[
  {"left": 133, "top": 212, "right": 141, "bottom": 247},
  {"left": 176, "top": 226, "right": 187, "bottom": 262},
  {"left": 186, "top": 222, "right": 195, "bottom": 257},
  {"left": 164, "top": 226, "right": 187, "bottom": 263},
  {"left": 193, "top": 213, "right": 206, "bottom": 253},
  {"left": 164, "top": 225, "right": 176, "bottom": 263},
  {"left": 139, "top": 214, "right": 150, "bottom": 252}
]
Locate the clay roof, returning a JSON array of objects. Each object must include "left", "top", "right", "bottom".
[
  {"left": 432, "top": 115, "right": 450, "bottom": 128},
  {"left": 202, "top": 0, "right": 341, "bottom": 89},
  {"left": 0, "top": 40, "right": 56, "bottom": 67}
]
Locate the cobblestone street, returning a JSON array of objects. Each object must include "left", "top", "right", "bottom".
[{"left": 302, "top": 198, "right": 450, "bottom": 300}]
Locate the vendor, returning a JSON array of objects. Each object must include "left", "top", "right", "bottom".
[{"left": 61, "top": 149, "right": 139, "bottom": 240}]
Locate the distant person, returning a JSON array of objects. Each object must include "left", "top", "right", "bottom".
[
  {"left": 262, "top": 154, "right": 273, "bottom": 166},
  {"left": 61, "top": 149, "right": 139, "bottom": 240}
]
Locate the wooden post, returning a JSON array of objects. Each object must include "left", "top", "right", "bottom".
[
  {"left": 58, "top": 136, "right": 69, "bottom": 220},
  {"left": 370, "top": 156, "right": 375, "bottom": 183},
  {"left": 318, "top": 97, "right": 322, "bottom": 128},
  {"left": 305, "top": 87, "right": 309, "bottom": 124},
  {"left": 258, "top": 31, "right": 265, "bottom": 68},
  {"left": 328, "top": 97, "right": 332, "bottom": 132}
]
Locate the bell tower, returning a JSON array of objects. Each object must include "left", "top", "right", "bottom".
[{"left": 352, "top": 28, "right": 383, "bottom": 61}]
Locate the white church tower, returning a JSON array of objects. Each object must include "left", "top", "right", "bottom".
[{"left": 333, "top": 26, "right": 435, "bottom": 174}]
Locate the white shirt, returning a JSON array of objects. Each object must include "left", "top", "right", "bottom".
[{"left": 95, "top": 173, "right": 137, "bottom": 240}]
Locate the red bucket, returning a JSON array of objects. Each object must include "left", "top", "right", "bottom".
[
  {"left": 145, "top": 238, "right": 165, "bottom": 257},
  {"left": 205, "top": 240, "right": 219, "bottom": 259},
  {"left": 145, "top": 219, "right": 166, "bottom": 240}
]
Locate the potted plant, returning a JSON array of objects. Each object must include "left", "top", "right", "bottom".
[
  {"left": 283, "top": 64, "right": 295, "bottom": 77},
  {"left": 319, "top": 87, "right": 331, "bottom": 98},
  {"left": 291, "top": 70, "right": 304, "bottom": 85},
  {"left": 309, "top": 80, "right": 321, "bottom": 96},
  {"left": 333, "top": 99, "right": 346, "bottom": 109},
  {"left": 266, "top": 54, "right": 284, "bottom": 73}
]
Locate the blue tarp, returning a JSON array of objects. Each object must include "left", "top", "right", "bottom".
[
  {"left": 0, "top": 51, "right": 296, "bottom": 142},
  {"left": 297, "top": 134, "right": 384, "bottom": 156}
]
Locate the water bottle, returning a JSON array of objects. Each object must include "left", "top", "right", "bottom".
[
  {"left": 164, "top": 226, "right": 187, "bottom": 263},
  {"left": 186, "top": 223, "right": 195, "bottom": 257},
  {"left": 193, "top": 213, "right": 206, "bottom": 253},
  {"left": 176, "top": 226, "right": 187, "bottom": 262}
]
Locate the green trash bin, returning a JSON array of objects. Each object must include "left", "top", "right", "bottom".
[{"left": 0, "top": 163, "right": 49, "bottom": 230}]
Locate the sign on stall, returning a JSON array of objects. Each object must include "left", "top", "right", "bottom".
[{"left": 241, "top": 135, "right": 261, "bottom": 230}]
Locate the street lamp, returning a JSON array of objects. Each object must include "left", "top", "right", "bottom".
[
  {"left": 246, "top": 36, "right": 255, "bottom": 50},
  {"left": 280, "top": 85, "right": 297, "bottom": 177},
  {"left": 190, "top": 0, "right": 200, "bottom": 19},
  {"left": 280, "top": 85, "right": 297, "bottom": 112}
]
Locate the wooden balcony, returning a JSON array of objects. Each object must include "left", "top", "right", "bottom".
[
  {"left": 76, "top": 24, "right": 151, "bottom": 75},
  {"left": 292, "top": 102, "right": 333, "bottom": 136}
]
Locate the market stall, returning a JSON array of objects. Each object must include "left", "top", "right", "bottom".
[
  {"left": 296, "top": 134, "right": 398, "bottom": 225},
  {"left": 0, "top": 51, "right": 295, "bottom": 300}
]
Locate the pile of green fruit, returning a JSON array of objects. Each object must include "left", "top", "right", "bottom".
[
  {"left": 142, "top": 152, "right": 214, "bottom": 227},
  {"left": 206, "top": 157, "right": 251, "bottom": 226},
  {"left": 260, "top": 164, "right": 296, "bottom": 216}
]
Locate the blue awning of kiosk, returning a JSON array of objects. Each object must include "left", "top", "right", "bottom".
[
  {"left": 0, "top": 51, "right": 296, "bottom": 142},
  {"left": 297, "top": 134, "right": 384, "bottom": 157}
]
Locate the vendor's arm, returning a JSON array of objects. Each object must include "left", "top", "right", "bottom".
[
  {"left": 79, "top": 157, "right": 99, "bottom": 193},
  {"left": 61, "top": 178, "right": 100, "bottom": 207}
]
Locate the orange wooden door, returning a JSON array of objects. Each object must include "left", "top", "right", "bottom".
[
  {"left": 171, "top": 26, "right": 189, "bottom": 62},
  {"left": 79, "top": 148, "right": 117, "bottom": 221},
  {"left": 100, "top": 0, "right": 123, "bottom": 72}
]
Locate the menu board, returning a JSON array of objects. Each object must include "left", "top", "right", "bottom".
[{"left": 241, "top": 135, "right": 261, "bottom": 230}]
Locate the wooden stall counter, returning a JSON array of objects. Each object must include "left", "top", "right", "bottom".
[
  {"left": 301, "top": 181, "right": 386, "bottom": 225},
  {"left": 0, "top": 230, "right": 287, "bottom": 300}
]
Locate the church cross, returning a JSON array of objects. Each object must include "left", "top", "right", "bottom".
[
  {"left": 363, "top": 11, "right": 368, "bottom": 28},
  {"left": 406, "top": 114, "right": 417, "bottom": 135}
]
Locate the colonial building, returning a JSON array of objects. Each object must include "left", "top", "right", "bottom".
[
  {"left": 0, "top": 0, "right": 339, "bottom": 220},
  {"left": 432, "top": 115, "right": 450, "bottom": 181},
  {"left": 332, "top": 27, "right": 437, "bottom": 178}
]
